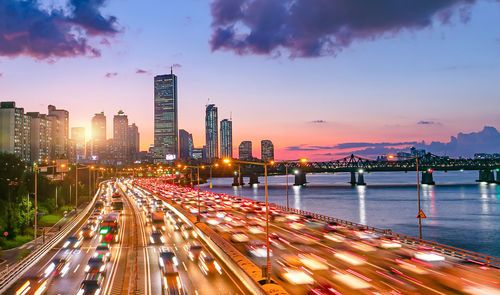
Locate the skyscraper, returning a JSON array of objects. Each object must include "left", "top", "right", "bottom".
[
  {"left": 179, "top": 129, "right": 194, "bottom": 159},
  {"left": 261, "top": 140, "right": 274, "bottom": 161},
  {"left": 71, "top": 127, "right": 85, "bottom": 163},
  {"left": 48, "top": 105, "right": 69, "bottom": 159},
  {"left": 113, "top": 110, "right": 129, "bottom": 164},
  {"left": 27, "top": 112, "right": 52, "bottom": 163},
  {"left": 0, "top": 101, "right": 31, "bottom": 162},
  {"left": 90, "top": 112, "right": 106, "bottom": 161},
  {"left": 238, "top": 141, "right": 252, "bottom": 160},
  {"left": 154, "top": 72, "right": 178, "bottom": 163},
  {"left": 205, "top": 104, "right": 218, "bottom": 159},
  {"left": 128, "top": 123, "right": 140, "bottom": 161},
  {"left": 220, "top": 119, "right": 232, "bottom": 158}
]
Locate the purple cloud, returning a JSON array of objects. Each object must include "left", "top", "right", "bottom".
[
  {"left": 105, "top": 72, "right": 118, "bottom": 78},
  {"left": 0, "top": 73, "right": 3, "bottom": 78},
  {"left": 172, "top": 63, "right": 182, "bottom": 69},
  {"left": 136, "top": 69, "right": 149, "bottom": 74},
  {"left": 310, "top": 120, "right": 326, "bottom": 124},
  {"left": 209, "top": 0, "right": 479, "bottom": 58},
  {"left": 0, "top": 0, "right": 119, "bottom": 60},
  {"left": 418, "top": 120, "right": 440, "bottom": 125}
]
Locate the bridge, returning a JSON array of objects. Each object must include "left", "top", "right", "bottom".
[{"left": 224, "top": 153, "right": 500, "bottom": 186}]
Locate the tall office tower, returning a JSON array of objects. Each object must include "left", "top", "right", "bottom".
[
  {"left": 0, "top": 102, "right": 31, "bottom": 162},
  {"left": 48, "top": 105, "right": 69, "bottom": 159},
  {"left": 220, "top": 119, "right": 232, "bottom": 158},
  {"left": 71, "top": 127, "right": 86, "bottom": 163},
  {"left": 154, "top": 71, "right": 178, "bottom": 163},
  {"left": 238, "top": 141, "right": 252, "bottom": 160},
  {"left": 261, "top": 140, "right": 274, "bottom": 161},
  {"left": 192, "top": 147, "right": 203, "bottom": 160},
  {"left": 179, "top": 129, "right": 194, "bottom": 159},
  {"left": 27, "top": 112, "right": 52, "bottom": 163},
  {"left": 128, "top": 123, "right": 140, "bottom": 162},
  {"left": 113, "top": 110, "right": 129, "bottom": 164},
  {"left": 205, "top": 104, "right": 218, "bottom": 159},
  {"left": 90, "top": 112, "right": 106, "bottom": 162}
]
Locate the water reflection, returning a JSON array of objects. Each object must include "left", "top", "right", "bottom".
[
  {"left": 293, "top": 186, "right": 301, "bottom": 210},
  {"left": 356, "top": 186, "right": 366, "bottom": 225},
  {"left": 479, "top": 183, "right": 489, "bottom": 215},
  {"left": 422, "top": 185, "right": 437, "bottom": 225}
]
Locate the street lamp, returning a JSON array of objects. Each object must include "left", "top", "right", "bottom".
[
  {"left": 33, "top": 162, "right": 67, "bottom": 248},
  {"left": 270, "top": 158, "right": 307, "bottom": 210},
  {"left": 388, "top": 154, "right": 424, "bottom": 240},
  {"left": 223, "top": 158, "right": 273, "bottom": 284}
]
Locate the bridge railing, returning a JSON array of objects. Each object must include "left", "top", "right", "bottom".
[{"left": 272, "top": 204, "right": 500, "bottom": 268}]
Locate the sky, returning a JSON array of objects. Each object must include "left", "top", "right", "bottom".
[{"left": 0, "top": 0, "right": 499, "bottom": 160}]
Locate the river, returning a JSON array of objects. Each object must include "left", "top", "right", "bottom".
[{"left": 201, "top": 170, "right": 500, "bottom": 257}]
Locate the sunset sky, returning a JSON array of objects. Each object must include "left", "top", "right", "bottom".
[{"left": 1, "top": 0, "right": 499, "bottom": 160}]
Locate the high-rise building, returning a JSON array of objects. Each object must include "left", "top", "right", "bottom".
[
  {"left": 128, "top": 123, "right": 140, "bottom": 162},
  {"left": 0, "top": 102, "right": 31, "bottom": 162},
  {"left": 154, "top": 72, "right": 178, "bottom": 163},
  {"left": 113, "top": 110, "right": 129, "bottom": 164},
  {"left": 261, "top": 140, "right": 274, "bottom": 161},
  {"left": 90, "top": 112, "right": 106, "bottom": 161},
  {"left": 220, "top": 119, "right": 232, "bottom": 158},
  {"left": 205, "top": 104, "right": 218, "bottom": 159},
  {"left": 27, "top": 112, "right": 52, "bottom": 163},
  {"left": 179, "top": 129, "right": 193, "bottom": 159},
  {"left": 48, "top": 105, "right": 69, "bottom": 159},
  {"left": 71, "top": 127, "right": 85, "bottom": 163},
  {"left": 192, "top": 147, "right": 203, "bottom": 160},
  {"left": 238, "top": 141, "right": 252, "bottom": 160}
]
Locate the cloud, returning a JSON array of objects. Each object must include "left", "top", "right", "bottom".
[
  {"left": 172, "top": 63, "right": 182, "bottom": 69},
  {"left": 0, "top": 73, "right": 3, "bottom": 78},
  {"left": 418, "top": 120, "right": 441, "bottom": 125},
  {"left": 136, "top": 69, "right": 149, "bottom": 74},
  {"left": 0, "top": 0, "right": 119, "bottom": 60},
  {"left": 310, "top": 120, "right": 326, "bottom": 124},
  {"left": 105, "top": 72, "right": 117, "bottom": 78},
  {"left": 285, "top": 144, "right": 318, "bottom": 151},
  {"left": 209, "top": 0, "right": 479, "bottom": 58},
  {"left": 333, "top": 142, "right": 417, "bottom": 149}
]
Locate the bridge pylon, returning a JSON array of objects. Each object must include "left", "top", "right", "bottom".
[
  {"left": 294, "top": 169, "right": 307, "bottom": 186},
  {"left": 349, "top": 172, "right": 356, "bottom": 186},
  {"left": 357, "top": 171, "right": 366, "bottom": 186},
  {"left": 249, "top": 173, "right": 260, "bottom": 185},
  {"left": 232, "top": 173, "right": 239, "bottom": 186},
  {"left": 421, "top": 171, "right": 435, "bottom": 185},
  {"left": 477, "top": 170, "right": 496, "bottom": 183}
]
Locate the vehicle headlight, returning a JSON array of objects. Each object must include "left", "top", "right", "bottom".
[
  {"left": 160, "top": 236, "right": 165, "bottom": 243},
  {"left": 93, "top": 253, "right": 98, "bottom": 257},
  {"left": 63, "top": 241, "right": 70, "bottom": 248},
  {"left": 150, "top": 237, "right": 155, "bottom": 243},
  {"left": 173, "top": 257, "right": 178, "bottom": 266},
  {"left": 84, "top": 265, "right": 90, "bottom": 272},
  {"left": 99, "top": 265, "right": 105, "bottom": 272}
]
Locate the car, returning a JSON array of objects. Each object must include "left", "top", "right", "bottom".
[
  {"left": 230, "top": 231, "right": 249, "bottom": 243},
  {"left": 76, "top": 279, "right": 101, "bottom": 295},
  {"left": 150, "top": 230, "right": 165, "bottom": 244},
  {"left": 85, "top": 257, "right": 106, "bottom": 274},
  {"left": 162, "top": 272, "right": 184, "bottom": 295},
  {"left": 79, "top": 226, "right": 95, "bottom": 239},
  {"left": 94, "top": 244, "right": 111, "bottom": 261},
  {"left": 180, "top": 224, "right": 197, "bottom": 240},
  {"left": 44, "top": 255, "right": 70, "bottom": 278},
  {"left": 198, "top": 251, "right": 222, "bottom": 276},
  {"left": 247, "top": 240, "right": 273, "bottom": 258},
  {"left": 63, "top": 234, "right": 82, "bottom": 249},
  {"left": 184, "top": 242, "right": 203, "bottom": 261},
  {"left": 159, "top": 247, "right": 179, "bottom": 274}
]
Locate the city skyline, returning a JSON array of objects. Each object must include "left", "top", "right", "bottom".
[{"left": 0, "top": 1, "right": 499, "bottom": 161}]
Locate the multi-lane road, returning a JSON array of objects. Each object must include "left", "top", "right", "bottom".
[{"left": 6, "top": 177, "right": 500, "bottom": 295}]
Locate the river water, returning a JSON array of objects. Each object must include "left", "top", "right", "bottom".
[{"left": 202, "top": 171, "right": 500, "bottom": 257}]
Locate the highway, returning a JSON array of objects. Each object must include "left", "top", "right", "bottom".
[{"left": 136, "top": 177, "right": 500, "bottom": 295}]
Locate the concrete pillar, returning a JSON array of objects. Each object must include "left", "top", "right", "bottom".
[
  {"left": 421, "top": 171, "right": 435, "bottom": 185},
  {"left": 239, "top": 173, "right": 245, "bottom": 185},
  {"left": 249, "top": 173, "right": 260, "bottom": 185},
  {"left": 357, "top": 172, "right": 366, "bottom": 185},
  {"left": 349, "top": 171, "right": 356, "bottom": 186},
  {"left": 232, "top": 174, "right": 239, "bottom": 186},
  {"left": 294, "top": 170, "right": 307, "bottom": 186},
  {"left": 496, "top": 171, "right": 500, "bottom": 184},
  {"left": 477, "top": 170, "right": 495, "bottom": 183}
]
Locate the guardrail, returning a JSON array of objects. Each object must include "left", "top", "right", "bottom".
[
  {"left": 0, "top": 185, "right": 103, "bottom": 293},
  {"left": 272, "top": 204, "right": 500, "bottom": 268}
]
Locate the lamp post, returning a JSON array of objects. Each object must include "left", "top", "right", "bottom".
[
  {"left": 75, "top": 165, "right": 93, "bottom": 213},
  {"left": 270, "top": 158, "right": 307, "bottom": 210},
  {"left": 223, "top": 158, "right": 272, "bottom": 284},
  {"left": 33, "top": 162, "right": 67, "bottom": 248},
  {"left": 177, "top": 163, "right": 205, "bottom": 222},
  {"left": 388, "top": 154, "right": 423, "bottom": 240}
]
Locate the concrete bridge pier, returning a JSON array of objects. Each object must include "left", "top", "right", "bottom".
[
  {"left": 232, "top": 173, "right": 239, "bottom": 186},
  {"left": 477, "top": 170, "right": 495, "bottom": 183},
  {"left": 357, "top": 171, "right": 366, "bottom": 186},
  {"left": 294, "top": 170, "right": 307, "bottom": 186},
  {"left": 421, "top": 171, "right": 435, "bottom": 185},
  {"left": 239, "top": 173, "right": 245, "bottom": 185},
  {"left": 349, "top": 172, "right": 356, "bottom": 186},
  {"left": 249, "top": 173, "right": 260, "bottom": 185}
]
